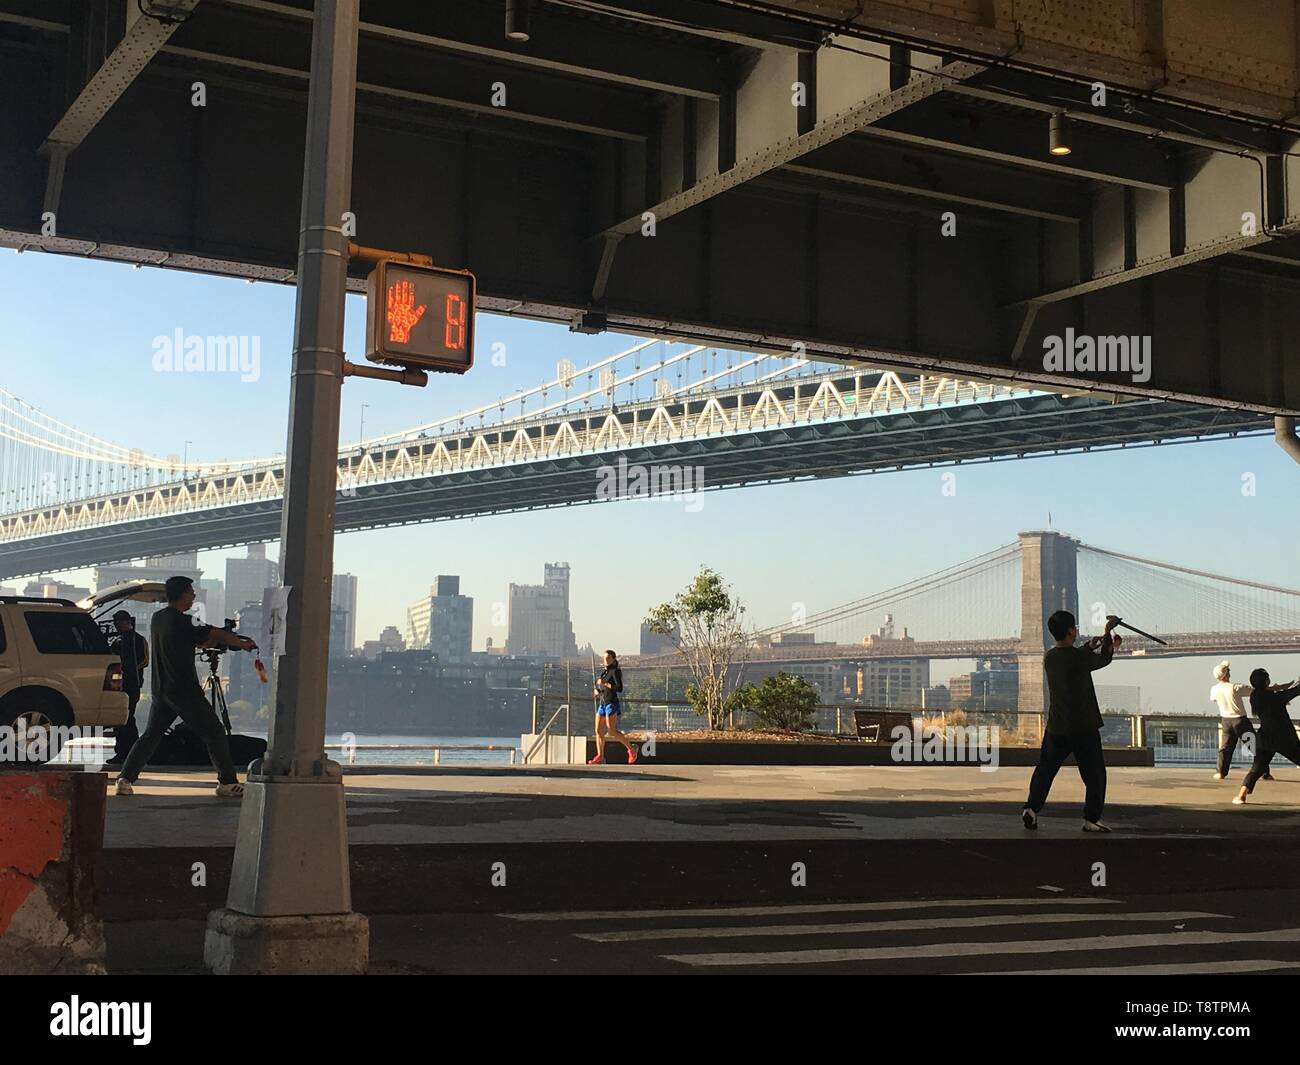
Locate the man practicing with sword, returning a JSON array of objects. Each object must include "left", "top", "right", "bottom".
[
  {"left": 1022, "top": 611, "right": 1122, "bottom": 833},
  {"left": 1233, "top": 668, "right": 1300, "bottom": 805}
]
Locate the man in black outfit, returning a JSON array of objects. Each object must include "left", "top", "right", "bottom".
[
  {"left": 1234, "top": 668, "right": 1300, "bottom": 805},
  {"left": 107, "top": 610, "right": 148, "bottom": 764},
  {"left": 114, "top": 576, "right": 257, "bottom": 798},
  {"left": 1022, "top": 610, "right": 1121, "bottom": 833}
]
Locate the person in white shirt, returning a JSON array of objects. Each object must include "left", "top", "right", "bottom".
[{"left": 1210, "top": 661, "right": 1271, "bottom": 781}]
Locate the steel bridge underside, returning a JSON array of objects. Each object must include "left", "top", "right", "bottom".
[
  {"left": 1, "top": 1, "right": 1299, "bottom": 414},
  {"left": 0, "top": 393, "right": 1265, "bottom": 579}
]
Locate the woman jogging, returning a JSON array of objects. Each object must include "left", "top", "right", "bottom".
[
  {"left": 588, "top": 649, "right": 638, "bottom": 765},
  {"left": 1234, "top": 668, "right": 1300, "bottom": 805}
]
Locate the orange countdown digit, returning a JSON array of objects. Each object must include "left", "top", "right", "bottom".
[{"left": 444, "top": 292, "right": 466, "bottom": 350}]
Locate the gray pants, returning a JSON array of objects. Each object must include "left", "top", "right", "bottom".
[
  {"left": 119, "top": 694, "right": 238, "bottom": 785},
  {"left": 1217, "top": 716, "right": 1257, "bottom": 777}
]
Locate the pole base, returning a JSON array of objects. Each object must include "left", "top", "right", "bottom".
[
  {"left": 225, "top": 771, "right": 351, "bottom": 915},
  {"left": 204, "top": 908, "right": 368, "bottom": 974}
]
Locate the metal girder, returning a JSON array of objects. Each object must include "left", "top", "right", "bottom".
[
  {"left": 739, "top": 0, "right": 1300, "bottom": 124},
  {"left": 862, "top": 96, "right": 1178, "bottom": 191},
  {"left": 946, "top": 70, "right": 1287, "bottom": 155},
  {"left": 781, "top": 136, "right": 1089, "bottom": 222},
  {"left": 41, "top": 0, "right": 201, "bottom": 213},
  {"left": 548, "top": 0, "right": 824, "bottom": 50},
  {"left": 163, "top": 12, "right": 655, "bottom": 142},
  {"left": 1007, "top": 145, "right": 1300, "bottom": 309},
  {"left": 214, "top": 0, "right": 727, "bottom": 99},
  {"left": 599, "top": 53, "right": 986, "bottom": 236}
]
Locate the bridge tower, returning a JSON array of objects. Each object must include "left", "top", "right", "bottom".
[{"left": 1017, "top": 530, "right": 1079, "bottom": 714}]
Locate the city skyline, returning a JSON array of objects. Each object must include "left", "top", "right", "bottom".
[{"left": 2, "top": 252, "right": 1298, "bottom": 712}]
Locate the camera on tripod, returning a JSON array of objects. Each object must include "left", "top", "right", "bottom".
[{"left": 197, "top": 618, "right": 240, "bottom": 663}]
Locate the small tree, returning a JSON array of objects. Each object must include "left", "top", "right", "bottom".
[
  {"left": 646, "top": 568, "right": 746, "bottom": 730},
  {"left": 731, "top": 672, "right": 820, "bottom": 733}
]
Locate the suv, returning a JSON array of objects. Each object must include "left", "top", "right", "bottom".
[{"left": 0, "top": 596, "right": 128, "bottom": 761}]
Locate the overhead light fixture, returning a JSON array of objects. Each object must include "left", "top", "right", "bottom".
[
  {"left": 1049, "top": 113, "right": 1072, "bottom": 156},
  {"left": 505, "top": 0, "right": 530, "bottom": 42}
]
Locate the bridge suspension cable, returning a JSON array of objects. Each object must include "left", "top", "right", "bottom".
[
  {"left": 754, "top": 541, "right": 1023, "bottom": 644},
  {"left": 1078, "top": 543, "right": 1300, "bottom": 638}
]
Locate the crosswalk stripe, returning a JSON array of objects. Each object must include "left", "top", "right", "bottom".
[
  {"left": 663, "top": 927, "right": 1300, "bottom": 967},
  {"left": 972, "top": 959, "right": 1300, "bottom": 975},
  {"left": 580, "top": 910, "right": 1223, "bottom": 943},
  {"left": 502, "top": 896, "right": 1121, "bottom": 922}
]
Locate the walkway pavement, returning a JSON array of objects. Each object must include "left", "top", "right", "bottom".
[
  {"left": 98, "top": 764, "right": 1300, "bottom": 973},
  {"left": 104, "top": 762, "right": 1300, "bottom": 848}
]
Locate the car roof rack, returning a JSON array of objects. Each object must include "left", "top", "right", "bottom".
[{"left": 0, "top": 596, "right": 77, "bottom": 606}]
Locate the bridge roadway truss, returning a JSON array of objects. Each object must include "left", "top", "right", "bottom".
[{"left": 0, "top": 360, "right": 1267, "bottom": 580}]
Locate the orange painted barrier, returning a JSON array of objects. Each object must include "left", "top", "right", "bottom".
[{"left": 0, "top": 771, "right": 107, "bottom": 974}]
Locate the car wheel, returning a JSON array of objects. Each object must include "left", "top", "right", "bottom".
[{"left": 0, "top": 691, "right": 72, "bottom": 766}]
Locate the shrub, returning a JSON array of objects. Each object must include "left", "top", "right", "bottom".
[{"left": 734, "top": 672, "right": 820, "bottom": 732}]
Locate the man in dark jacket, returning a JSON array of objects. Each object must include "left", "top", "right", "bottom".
[
  {"left": 107, "top": 610, "right": 148, "bottom": 764},
  {"left": 1022, "top": 610, "right": 1121, "bottom": 833},
  {"left": 1234, "top": 668, "right": 1300, "bottom": 804}
]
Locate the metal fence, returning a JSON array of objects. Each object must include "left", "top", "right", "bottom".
[
  {"left": 536, "top": 695, "right": 1291, "bottom": 766},
  {"left": 578, "top": 698, "right": 1271, "bottom": 764}
]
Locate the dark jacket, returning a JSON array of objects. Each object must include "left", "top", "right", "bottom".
[
  {"left": 1043, "top": 637, "right": 1114, "bottom": 735},
  {"left": 110, "top": 631, "right": 147, "bottom": 693},
  {"left": 1249, "top": 683, "right": 1300, "bottom": 742},
  {"left": 597, "top": 663, "right": 623, "bottom": 707}
]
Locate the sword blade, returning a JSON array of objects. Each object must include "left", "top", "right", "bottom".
[{"left": 1116, "top": 619, "right": 1168, "bottom": 646}]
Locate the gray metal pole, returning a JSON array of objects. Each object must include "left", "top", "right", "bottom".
[
  {"left": 266, "top": 0, "right": 355, "bottom": 776},
  {"left": 205, "top": 0, "right": 367, "bottom": 975}
]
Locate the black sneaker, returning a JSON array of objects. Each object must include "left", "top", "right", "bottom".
[{"left": 1021, "top": 807, "right": 1037, "bottom": 830}]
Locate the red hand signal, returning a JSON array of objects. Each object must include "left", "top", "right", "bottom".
[{"left": 386, "top": 279, "right": 426, "bottom": 343}]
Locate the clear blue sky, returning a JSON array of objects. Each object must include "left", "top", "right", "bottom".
[{"left": 2, "top": 250, "right": 1298, "bottom": 712}]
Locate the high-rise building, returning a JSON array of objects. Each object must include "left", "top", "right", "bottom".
[
  {"left": 328, "top": 606, "right": 351, "bottom": 661},
  {"left": 852, "top": 659, "right": 931, "bottom": 707},
  {"left": 406, "top": 575, "right": 473, "bottom": 663},
  {"left": 332, "top": 573, "right": 358, "bottom": 656},
  {"left": 921, "top": 685, "right": 952, "bottom": 710},
  {"left": 506, "top": 562, "right": 576, "bottom": 657},
  {"left": 226, "top": 544, "right": 278, "bottom": 620},
  {"left": 361, "top": 625, "right": 406, "bottom": 660},
  {"left": 199, "top": 578, "right": 226, "bottom": 627},
  {"left": 230, "top": 601, "right": 272, "bottom": 705},
  {"left": 946, "top": 659, "right": 1019, "bottom": 709},
  {"left": 23, "top": 577, "right": 92, "bottom": 602}
]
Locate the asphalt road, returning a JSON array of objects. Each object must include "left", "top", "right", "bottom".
[{"left": 106, "top": 887, "right": 1300, "bottom": 976}]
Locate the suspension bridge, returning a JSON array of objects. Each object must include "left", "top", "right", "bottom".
[
  {"left": 0, "top": 342, "right": 1269, "bottom": 582},
  {"left": 627, "top": 530, "right": 1300, "bottom": 712}
]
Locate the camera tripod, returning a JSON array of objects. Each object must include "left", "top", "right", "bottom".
[{"left": 200, "top": 648, "right": 234, "bottom": 736}]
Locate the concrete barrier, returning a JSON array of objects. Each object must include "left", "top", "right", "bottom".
[
  {"left": 521, "top": 734, "right": 587, "bottom": 764},
  {"left": 0, "top": 770, "right": 107, "bottom": 974}
]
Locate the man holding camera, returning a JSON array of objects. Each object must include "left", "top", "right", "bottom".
[
  {"left": 107, "top": 610, "right": 149, "bottom": 765},
  {"left": 114, "top": 575, "right": 257, "bottom": 798}
]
